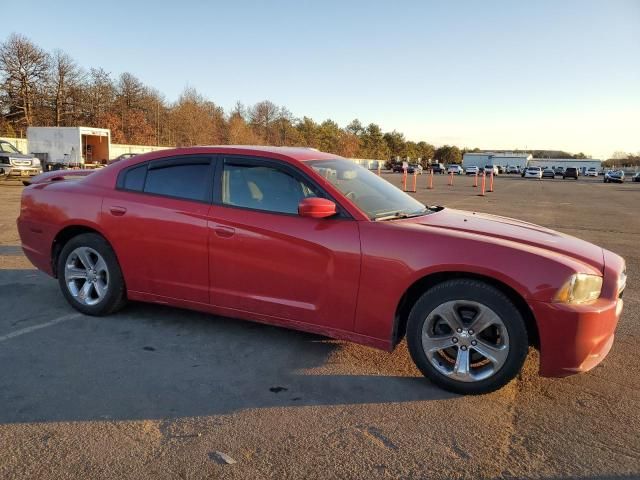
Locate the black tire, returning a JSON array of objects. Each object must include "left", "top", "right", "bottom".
[
  {"left": 406, "top": 279, "right": 528, "bottom": 395},
  {"left": 57, "top": 233, "right": 127, "bottom": 316}
]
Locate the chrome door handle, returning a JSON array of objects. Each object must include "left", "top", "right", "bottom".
[
  {"left": 109, "top": 206, "right": 127, "bottom": 216},
  {"left": 214, "top": 226, "right": 235, "bottom": 238}
]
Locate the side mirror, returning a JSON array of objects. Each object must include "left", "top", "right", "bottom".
[{"left": 298, "top": 197, "right": 336, "bottom": 219}]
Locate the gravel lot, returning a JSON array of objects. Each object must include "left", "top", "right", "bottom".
[{"left": 0, "top": 173, "right": 638, "bottom": 480}]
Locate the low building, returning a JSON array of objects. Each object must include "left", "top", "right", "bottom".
[
  {"left": 463, "top": 152, "right": 531, "bottom": 170},
  {"left": 462, "top": 152, "right": 492, "bottom": 168}
]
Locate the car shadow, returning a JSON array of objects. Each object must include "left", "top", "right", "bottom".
[{"left": 0, "top": 269, "right": 452, "bottom": 424}]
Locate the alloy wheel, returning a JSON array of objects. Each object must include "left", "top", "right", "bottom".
[
  {"left": 64, "top": 246, "right": 109, "bottom": 306},
  {"left": 421, "top": 300, "right": 510, "bottom": 383}
]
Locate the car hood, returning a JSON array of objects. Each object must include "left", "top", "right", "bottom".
[{"left": 406, "top": 208, "right": 604, "bottom": 271}]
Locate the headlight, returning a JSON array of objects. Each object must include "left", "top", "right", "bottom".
[
  {"left": 554, "top": 273, "right": 603, "bottom": 304},
  {"left": 31, "top": 158, "right": 40, "bottom": 166}
]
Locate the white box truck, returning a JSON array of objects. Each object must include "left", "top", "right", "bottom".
[{"left": 27, "top": 127, "right": 111, "bottom": 170}]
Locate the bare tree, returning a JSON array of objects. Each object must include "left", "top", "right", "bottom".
[
  {"left": 49, "top": 49, "right": 84, "bottom": 126},
  {"left": 169, "top": 87, "right": 224, "bottom": 146},
  {"left": 275, "top": 107, "right": 299, "bottom": 146},
  {"left": 84, "top": 68, "right": 116, "bottom": 125},
  {"left": 0, "top": 33, "right": 49, "bottom": 126},
  {"left": 231, "top": 100, "right": 247, "bottom": 119},
  {"left": 226, "top": 112, "right": 260, "bottom": 145},
  {"left": 249, "top": 100, "right": 279, "bottom": 144},
  {"left": 115, "top": 72, "right": 152, "bottom": 143}
]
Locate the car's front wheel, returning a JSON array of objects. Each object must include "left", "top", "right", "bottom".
[
  {"left": 406, "top": 279, "right": 529, "bottom": 395},
  {"left": 57, "top": 233, "right": 127, "bottom": 316}
]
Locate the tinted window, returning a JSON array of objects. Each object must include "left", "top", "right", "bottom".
[
  {"left": 222, "top": 163, "right": 320, "bottom": 214},
  {"left": 144, "top": 161, "right": 210, "bottom": 201},
  {"left": 123, "top": 164, "right": 147, "bottom": 191}
]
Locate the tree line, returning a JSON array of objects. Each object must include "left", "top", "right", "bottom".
[
  {"left": 0, "top": 33, "right": 467, "bottom": 164},
  {"left": 602, "top": 153, "right": 640, "bottom": 168},
  {"left": 2, "top": 33, "right": 628, "bottom": 164}
]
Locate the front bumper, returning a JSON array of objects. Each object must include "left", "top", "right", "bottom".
[
  {"left": 2, "top": 166, "right": 42, "bottom": 177},
  {"left": 531, "top": 297, "right": 623, "bottom": 377}
]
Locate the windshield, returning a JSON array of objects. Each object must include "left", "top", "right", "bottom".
[
  {"left": 308, "top": 159, "right": 429, "bottom": 220},
  {"left": 0, "top": 141, "right": 20, "bottom": 154}
]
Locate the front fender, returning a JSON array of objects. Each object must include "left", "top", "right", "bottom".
[{"left": 354, "top": 220, "right": 595, "bottom": 344}]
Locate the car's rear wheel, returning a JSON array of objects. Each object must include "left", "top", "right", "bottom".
[
  {"left": 406, "top": 279, "right": 528, "bottom": 395},
  {"left": 57, "top": 233, "right": 127, "bottom": 316}
]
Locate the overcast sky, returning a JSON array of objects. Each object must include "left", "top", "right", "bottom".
[{"left": 16, "top": 0, "right": 640, "bottom": 158}]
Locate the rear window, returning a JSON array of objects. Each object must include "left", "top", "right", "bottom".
[
  {"left": 122, "top": 164, "right": 147, "bottom": 191},
  {"left": 144, "top": 162, "right": 210, "bottom": 201}
]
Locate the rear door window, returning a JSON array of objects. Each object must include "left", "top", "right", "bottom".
[
  {"left": 117, "top": 156, "right": 214, "bottom": 202},
  {"left": 144, "top": 158, "right": 212, "bottom": 202}
]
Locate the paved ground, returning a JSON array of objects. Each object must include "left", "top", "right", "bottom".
[{"left": 0, "top": 173, "right": 639, "bottom": 479}]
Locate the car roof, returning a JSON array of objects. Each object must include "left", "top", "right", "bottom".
[
  {"left": 198, "top": 145, "right": 339, "bottom": 161},
  {"left": 81, "top": 145, "right": 344, "bottom": 189}
]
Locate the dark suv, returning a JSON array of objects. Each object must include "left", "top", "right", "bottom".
[
  {"left": 563, "top": 167, "right": 578, "bottom": 180},
  {"left": 392, "top": 163, "right": 416, "bottom": 174},
  {"left": 430, "top": 163, "right": 446, "bottom": 174}
]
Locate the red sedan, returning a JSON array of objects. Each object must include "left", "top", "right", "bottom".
[{"left": 17, "top": 146, "right": 626, "bottom": 394}]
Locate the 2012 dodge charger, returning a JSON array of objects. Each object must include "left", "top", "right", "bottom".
[{"left": 17, "top": 146, "right": 626, "bottom": 394}]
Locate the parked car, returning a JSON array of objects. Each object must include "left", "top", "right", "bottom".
[
  {"left": 109, "top": 153, "right": 138, "bottom": 165},
  {"left": 632, "top": 172, "right": 640, "bottom": 182},
  {"left": 554, "top": 166, "right": 565, "bottom": 175},
  {"left": 541, "top": 168, "right": 555, "bottom": 179},
  {"left": 465, "top": 166, "right": 479, "bottom": 175},
  {"left": 524, "top": 166, "right": 543, "bottom": 179},
  {"left": 604, "top": 170, "right": 625, "bottom": 183},
  {"left": 496, "top": 165, "right": 505, "bottom": 174},
  {"left": 506, "top": 166, "right": 519, "bottom": 174},
  {"left": 447, "top": 165, "right": 463, "bottom": 175},
  {"left": 17, "top": 146, "right": 626, "bottom": 395},
  {"left": 563, "top": 167, "right": 579, "bottom": 180},
  {"left": 484, "top": 165, "right": 499, "bottom": 175},
  {"left": 430, "top": 162, "right": 446, "bottom": 174},
  {"left": 392, "top": 163, "right": 420, "bottom": 174},
  {"left": 585, "top": 167, "right": 598, "bottom": 177},
  {"left": 0, "top": 140, "right": 42, "bottom": 177}
]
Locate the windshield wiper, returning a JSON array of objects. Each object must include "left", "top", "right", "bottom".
[
  {"left": 374, "top": 211, "right": 409, "bottom": 221},
  {"left": 373, "top": 209, "right": 428, "bottom": 221}
]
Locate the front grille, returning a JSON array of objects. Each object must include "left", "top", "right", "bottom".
[{"left": 11, "top": 160, "right": 31, "bottom": 166}]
